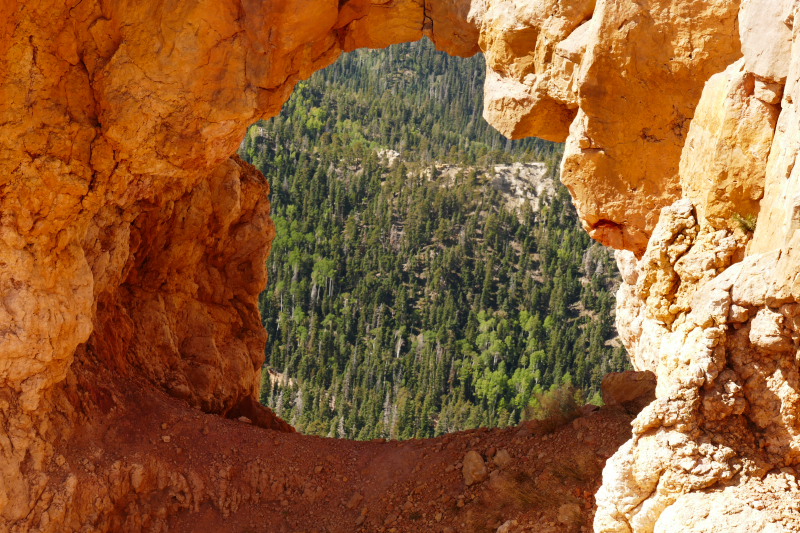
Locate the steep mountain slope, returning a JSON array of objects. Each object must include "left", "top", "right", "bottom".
[{"left": 239, "top": 40, "right": 628, "bottom": 440}]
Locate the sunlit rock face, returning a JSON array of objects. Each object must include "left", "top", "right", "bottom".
[
  {"left": 597, "top": 1, "right": 800, "bottom": 530},
  {"left": 2, "top": 0, "right": 800, "bottom": 530}
]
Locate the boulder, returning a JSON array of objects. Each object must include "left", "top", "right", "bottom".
[
  {"left": 580, "top": 404, "right": 600, "bottom": 416},
  {"left": 739, "top": 0, "right": 793, "bottom": 83},
  {"left": 493, "top": 449, "right": 512, "bottom": 469},
  {"left": 750, "top": 308, "right": 793, "bottom": 351},
  {"left": 462, "top": 451, "right": 488, "bottom": 486},
  {"left": 679, "top": 60, "right": 779, "bottom": 232},
  {"left": 601, "top": 371, "right": 657, "bottom": 415},
  {"left": 497, "top": 519, "right": 519, "bottom": 533},
  {"left": 557, "top": 503, "right": 582, "bottom": 525}
]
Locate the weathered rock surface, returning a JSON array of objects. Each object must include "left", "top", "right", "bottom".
[
  {"left": 739, "top": 0, "right": 793, "bottom": 83},
  {"left": 680, "top": 59, "right": 779, "bottom": 231},
  {"left": 479, "top": 0, "right": 593, "bottom": 141},
  {"left": 601, "top": 371, "right": 657, "bottom": 415},
  {"left": 593, "top": 1, "right": 800, "bottom": 529},
  {"left": 5, "top": 0, "right": 800, "bottom": 531},
  {"left": 462, "top": 450, "right": 488, "bottom": 485},
  {"left": 560, "top": 0, "right": 742, "bottom": 255}
]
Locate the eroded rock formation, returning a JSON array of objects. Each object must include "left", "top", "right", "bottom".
[{"left": 3, "top": 0, "right": 800, "bottom": 530}]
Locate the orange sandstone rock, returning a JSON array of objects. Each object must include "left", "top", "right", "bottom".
[
  {"left": 680, "top": 59, "right": 779, "bottom": 231},
  {"left": 6, "top": 0, "right": 800, "bottom": 532}
]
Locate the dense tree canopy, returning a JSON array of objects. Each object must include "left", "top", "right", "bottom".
[{"left": 239, "top": 39, "right": 629, "bottom": 440}]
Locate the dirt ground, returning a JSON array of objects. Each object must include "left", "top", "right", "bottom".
[{"left": 56, "top": 364, "right": 633, "bottom": 533}]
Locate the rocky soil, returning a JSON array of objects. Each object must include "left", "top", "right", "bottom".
[
  {"left": 38, "top": 355, "right": 634, "bottom": 533},
  {"left": 171, "top": 408, "right": 630, "bottom": 533}
]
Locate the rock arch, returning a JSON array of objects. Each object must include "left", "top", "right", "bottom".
[{"left": 5, "top": 0, "right": 798, "bottom": 531}]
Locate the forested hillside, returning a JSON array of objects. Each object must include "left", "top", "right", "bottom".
[{"left": 239, "top": 39, "right": 629, "bottom": 440}]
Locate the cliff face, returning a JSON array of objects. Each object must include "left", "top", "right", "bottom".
[
  {"left": 1, "top": 0, "right": 799, "bottom": 531},
  {"left": 597, "top": 2, "right": 800, "bottom": 531}
]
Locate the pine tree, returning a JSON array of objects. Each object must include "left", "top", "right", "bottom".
[{"left": 239, "top": 38, "right": 629, "bottom": 441}]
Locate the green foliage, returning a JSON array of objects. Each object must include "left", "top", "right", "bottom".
[
  {"left": 524, "top": 385, "right": 582, "bottom": 434},
  {"left": 732, "top": 212, "right": 757, "bottom": 233},
  {"left": 239, "top": 40, "right": 554, "bottom": 172},
  {"left": 588, "top": 391, "right": 604, "bottom": 406},
  {"left": 239, "top": 39, "right": 628, "bottom": 441}
]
